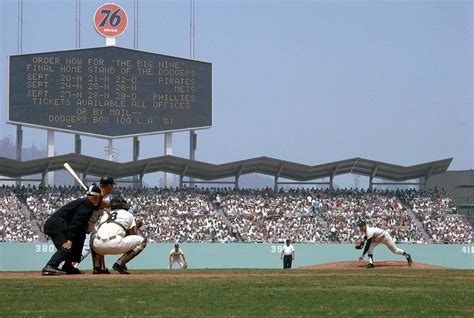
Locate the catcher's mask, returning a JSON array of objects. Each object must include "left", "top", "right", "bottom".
[{"left": 110, "top": 196, "right": 129, "bottom": 211}]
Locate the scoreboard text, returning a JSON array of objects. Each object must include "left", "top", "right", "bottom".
[{"left": 8, "top": 46, "right": 212, "bottom": 137}]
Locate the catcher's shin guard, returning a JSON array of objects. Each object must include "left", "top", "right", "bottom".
[
  {"left": 91, "top": 249, "right": 107, "bottom": 271},
  {"left": 98, "top": 254, "right": 106, "bottom": 269},
  {"left": 91, "top": 248, "right": 102, "bottom": 269},
  {"left": 90, "top": 235, "right": 107, "bottom": 270},
  {"left": 117, "top": 239, "right": 147, "bottom": 266}
]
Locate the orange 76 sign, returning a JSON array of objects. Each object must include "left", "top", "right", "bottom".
[{"left": 94, "top": 3, "right": 128, "bottom": 38}]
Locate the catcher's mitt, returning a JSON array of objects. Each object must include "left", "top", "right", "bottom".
[
  {"left": 355, "top": 241, "right": 365, "bottom": 250},
  {"left": 135, "top": 217, "right": 143, "bottom": 228}
]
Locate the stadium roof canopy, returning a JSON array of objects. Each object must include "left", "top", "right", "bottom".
[{"left": 0, "top": 154, "right": 452, "bottom": 187}]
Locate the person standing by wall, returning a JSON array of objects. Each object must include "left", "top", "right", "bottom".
[{"left": 280, "top": 239, "right": 295, "bottom": 269}]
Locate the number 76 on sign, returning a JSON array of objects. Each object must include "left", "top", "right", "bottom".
[{"left": 94, "top": 3, "right": 128, "bottom": 38}]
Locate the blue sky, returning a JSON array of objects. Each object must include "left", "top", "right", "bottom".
[{"left": 0, "top": 0, "right": 472, "bottom": 186}]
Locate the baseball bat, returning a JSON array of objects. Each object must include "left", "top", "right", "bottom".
[{"left": 63, "top": 163, "right": 88, "bottom": 191}]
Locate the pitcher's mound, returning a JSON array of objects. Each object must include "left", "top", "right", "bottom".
[{"left": 299, "top": 261, "right": 446, "bottom": 270}]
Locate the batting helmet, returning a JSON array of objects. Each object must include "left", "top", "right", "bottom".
[
  {"left": 100, "top": 175, "right": 115, "bottom": 186},
  {"left": 110, "top": 196, "right": 129, "bottom": 210}
]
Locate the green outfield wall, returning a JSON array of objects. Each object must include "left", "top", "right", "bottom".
[{"left": 0, "top": 243, "right": 473, "bottom": 271}]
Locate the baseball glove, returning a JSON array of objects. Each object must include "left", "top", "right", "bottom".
[
  {"left": 355, "top": 241, "right": 365, "bottom": 250},
  {"left": 135, "top": 217, "right": 143, "bottom": 228},
  {"left": 183, "top": 263, "right": 188, "bottom": 269}
]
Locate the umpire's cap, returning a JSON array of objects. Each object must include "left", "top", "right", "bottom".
[
  {"left": 100, "top": 175, "right": 115, "bottom": 186},
  {"left": 86, "top": 185, "right": 101, "bottom": 197},
  {"left": 357, "top": 219, "right": 367, "bottom": 227}
]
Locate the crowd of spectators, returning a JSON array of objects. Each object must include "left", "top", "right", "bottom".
[
  {"left": 120, "top": 187, "right": 234, "bottom": 243},
  {"left": 220, "top": 189, "right": 328, "bottom": 242},
  {"left": 318, "top": 189, "right": 425, "bottom": 243},
  {"left": 400, "top": 189, "right": 472, "bottom": 243},
  {"left": 0, "top": 184, "right": 471, "bottom": 244},
  {"left": 0, "top": 186, "right": 37, "bottom": 242},
  {"left": 22, "top": 186, "right": 84, "bottom": 230}
]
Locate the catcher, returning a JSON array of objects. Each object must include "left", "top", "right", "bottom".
[
  {"left": 355, "top": 219, "right": 412, "bottom": 268},
  {"left": 169, "top": 243, "right": 188, "bottom": 269},
  {"left": 91, "top": 196, "right": 147, "bottom": 274}
]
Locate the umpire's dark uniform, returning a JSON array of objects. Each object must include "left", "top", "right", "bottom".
[{"left": 42, "top": 186, "right": 101, "bottom": 275}]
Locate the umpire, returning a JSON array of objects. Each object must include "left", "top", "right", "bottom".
[
  {"left": 41, "top": 185, "right": 102, "bottom": 275},
  {"left": 280, "top": 239, "right": 295, "bottom": 269}
]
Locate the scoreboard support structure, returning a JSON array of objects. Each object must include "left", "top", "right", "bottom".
[
  {"left": 105, "top": 25, "right": 115, "bottom": 163},
  {"left": 188, "top": 0, "right": 196, "bottom": 188},
  {"left": 164, "top": 132, "right": 173, "bottom": 187},
  {"left": 74, "top": 0, "right": 82, "bottom": 187},
  {"left": 46, "top": 130, "right": 55, "bottom": 185},
  {"left": 14, "top": 0, "right": 23, "bottom": 187},
  {"left": 107, "top": 139, "right": 114, "bottom": 161},
  {"left": 15, "top": 125, "right": 23, "bottom": 186},
  {"left": 133, "top": 136, "right": 140, "bottom": 188}
]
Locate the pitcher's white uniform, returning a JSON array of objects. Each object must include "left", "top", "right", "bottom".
[
  {"left": 169, "top": 248, "right": 186, "bottom": 269},
  {"left": 93, "top": 209, "right": 144, "bottom": 255},
  {"left": 362, "top": 226, "right": 405, "bottom": 256}
]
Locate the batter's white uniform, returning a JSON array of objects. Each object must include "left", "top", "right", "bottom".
[
  {"left": 80, "top": 194, "right": 112, "bottom": 261},
  {"left": 92, "top": 208, "right": 144, "bottom": 255},
  {"left": 169, "top": 248, "right": 186, "bottom": 269},
  {"left": 363, "top": 226, "right": 405, "bottom": 255}
]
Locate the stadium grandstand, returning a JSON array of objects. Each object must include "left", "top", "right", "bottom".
[
  {"left": 0, "top": 154, "right": 471, "bottom": 244},
  {"left": 1, "top": 184, "right": 471, "bottom": 244}
]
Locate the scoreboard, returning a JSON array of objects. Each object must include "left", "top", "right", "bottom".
[{"left": 8, "top": 46, "right": 212, "bottom": 138}]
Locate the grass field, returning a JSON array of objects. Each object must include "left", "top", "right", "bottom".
[{"left": 1, "top": 269, "right": 473, "bottom": 317}]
